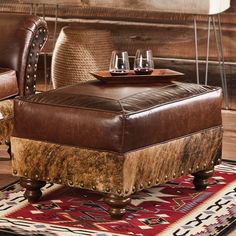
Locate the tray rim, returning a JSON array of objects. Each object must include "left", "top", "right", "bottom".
[{"left": 90, "top": 69, "right": 184, "bottom": 83}]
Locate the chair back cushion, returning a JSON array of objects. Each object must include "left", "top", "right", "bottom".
[{"left": 0, "top": 13, "right": 47, "bottom": 96}]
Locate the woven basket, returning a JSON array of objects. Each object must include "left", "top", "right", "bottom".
[{"left": 52, "top": 26, "right": 115, "bottom": 88}]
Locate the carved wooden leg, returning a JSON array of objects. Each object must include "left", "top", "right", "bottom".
[
  {"left": 20, "top": 178, "right": 46, "bottom": 203},
  {"left": 5, "top": 140, "right": 11, "bottom": 159},
  {"left": 192, "top": 169, "right": 214, "bottom": 191},
  {"left": 104, "top": 194, "right": 131, "bottom": 219}
]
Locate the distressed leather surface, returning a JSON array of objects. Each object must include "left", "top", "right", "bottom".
[
  {"left": 0, "top": 13, "right": 48, "bottom": 143},
  {"left": 13, "top": 81, "right": 222, "bottom": 153},
  {"left": 0, "top": 13, "right": 47, "bottom": 96},
  {"left": 0, "top": 68, "right": 18, "bottom": 100},
  {"left": 11, "top": 126, "right": 223, "bottom": 196}
]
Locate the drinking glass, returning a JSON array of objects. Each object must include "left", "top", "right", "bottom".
[
  {"left": 109, "top": 50, "right": 130, "bottom": 76},
  {"left": 134, "top": 49, "right": 154, "bottom": 75}
]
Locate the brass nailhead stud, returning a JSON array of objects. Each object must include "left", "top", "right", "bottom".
[
  {"left": 35, "top": 174, "right": 39, "bottom": 179},
  {"left": 211, "top": 161, "right": 214, "bottom": 164},
  {"left": 39, "top": 44, "right": 43, "bottom": 48},
  {"left": 39, "top": 29, "right": 43, "bottom": 33},
  {"left": 47, "top": 177, "right": 50, "bottom": 181},
  {"left": 36, "top": 52, "right": 39, "bottom": 57},
  {"left": 181, "top": 171, "right": 184, "bottom": 175},
  {"left": 125, "top": 190, "right": 129, "bottom": 194},
  {"left": 29, "top": 53, "right": 33, "bottom": 57},
  {"left": 43, "top": 29, "right": 46, "bottom": 33},
  {"left": 204, "top": 164, "right": 207, "bottom": 168},
  {"left": 189, "top": 168, "right": 192, "bottom": 172},
  {"left": 92, "top": 186, "right": 96, "bottom": 190},
  {"left": 35, "top": 34, "right": 39, "bottom": 39},
  {"left": 148, "top": 181, "right": 151, "bottom": 186},
  {"left": 69, "top": 181, "right": 73, "bottom": 185},
  {"left": 34, "top": 74, "right": 37, "bottom": 78},
  {"left": 24, "top": 172, "right": 28, "bottom": 176},
  {"left": 140, "top": 184, "right": 143, "bottom": 189},
  {"left": 28, "top": 64, "right": 31, "bottom": 68},
  {"left": 117, "top": 189, "right": 121, "bottom": 194},
  {"left": 58, "top": 179, "right": 62, "bottom": 183},
  {"left": 156, "top": 179, "right": 159, "bottom": 184},
  {"left": 173, "top": 173, "right": 176, "bottom": 178},
  {"left": 106, "top": 187, "right": 110, "bottom": 192},
  {"left": 27, "top": 75, "right": 30, "bottom": 79},
  {"left": 33, "top": 85, "right": 36, "bottom": 89},
  {"left": 32, "top": 43, "right": 36, "bottom": 47},
  {"left": 196, "top": 165, "right": 199, "bottom": 169},
  {"left": 132, "top": 186, "right": 136, "bottom": 192},
  {"left": 13, "top": 170, "right": 17, "bottom": 175},
  {"left": 80, "top": 182, "right": 84, "bottom": 187},
  {"left": 26, "top": 86, "right": 29, "bottom": 90}
]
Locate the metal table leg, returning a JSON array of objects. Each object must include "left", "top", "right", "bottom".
[{"left": 194, "top": 15, "right": 229, "bottom": 109}]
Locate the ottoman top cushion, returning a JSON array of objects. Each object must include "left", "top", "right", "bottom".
[{"left": 13, "top": 81, "right": 222, "bottom": 153}]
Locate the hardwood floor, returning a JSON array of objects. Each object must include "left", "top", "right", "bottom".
[{"left": 0, "top": 146, "right": 17, "bottom": 188}]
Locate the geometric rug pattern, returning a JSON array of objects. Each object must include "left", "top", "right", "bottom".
[{"left": 0, "top": 162, "right": 235, "bottom": 236}]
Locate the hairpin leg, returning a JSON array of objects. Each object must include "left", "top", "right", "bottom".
[
  {"left": 205, "top": 16, "right": 211, "bottom": 85},
  {"left": 194, "top": 16, "right": 200, "bottom": 84}
]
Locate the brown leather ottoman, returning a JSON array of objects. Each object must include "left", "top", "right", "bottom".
[{"left": 11, "top": 81, "right": 223, "bottom": 219}]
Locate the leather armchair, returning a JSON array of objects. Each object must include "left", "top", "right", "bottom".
[{"left": 0, "top": 13, "right": 48, "bottom": 154}]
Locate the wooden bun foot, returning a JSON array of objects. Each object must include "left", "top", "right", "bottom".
[
  {"left": 20, "top": 178, "right": 46, "bottom": 203},
  {"left": 192, "top": 169, "right": 214, "bottom": 191},
  {"left": 104, "top": 194, "right": 131, "bottom": 219}
]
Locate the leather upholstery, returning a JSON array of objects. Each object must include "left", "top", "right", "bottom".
[
  {"left": 13, "top": 81, "right": 222, "bottom": 153},
  {"left": 0, "top": 68, "right": 18, "bottom": 100},
  {"left": 0, "top": 13, "right": 48, "bottom": 96},
  {"left": 0, "top": 13, "right": 48, "bottom": 143}
]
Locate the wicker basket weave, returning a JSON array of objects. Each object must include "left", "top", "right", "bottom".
[{"left": 52, "top": 26, "right": 115, "bottom": 88}]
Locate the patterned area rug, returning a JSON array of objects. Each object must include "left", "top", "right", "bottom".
[{"left": 0, "top": 163, "right": 235, "bottom": 236}]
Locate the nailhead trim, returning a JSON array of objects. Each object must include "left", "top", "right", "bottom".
[{"left": 24, "top": 26, "right": 47, "bottom": 95}]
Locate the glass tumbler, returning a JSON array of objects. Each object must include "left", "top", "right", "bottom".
[
  {"left": 109, "top": 50, "right": 130, "bottom": 76},
  {"left": 134, "top": 49, "right": 154, "bottom": 75}
]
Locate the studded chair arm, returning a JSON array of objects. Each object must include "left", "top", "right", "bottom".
[{"left": 0, "top": 13, "right": 48, "bottom": 96}]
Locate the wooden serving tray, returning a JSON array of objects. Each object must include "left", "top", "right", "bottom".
[{"left": 90, "top": 69, "right": 184, "bottom": 83}]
